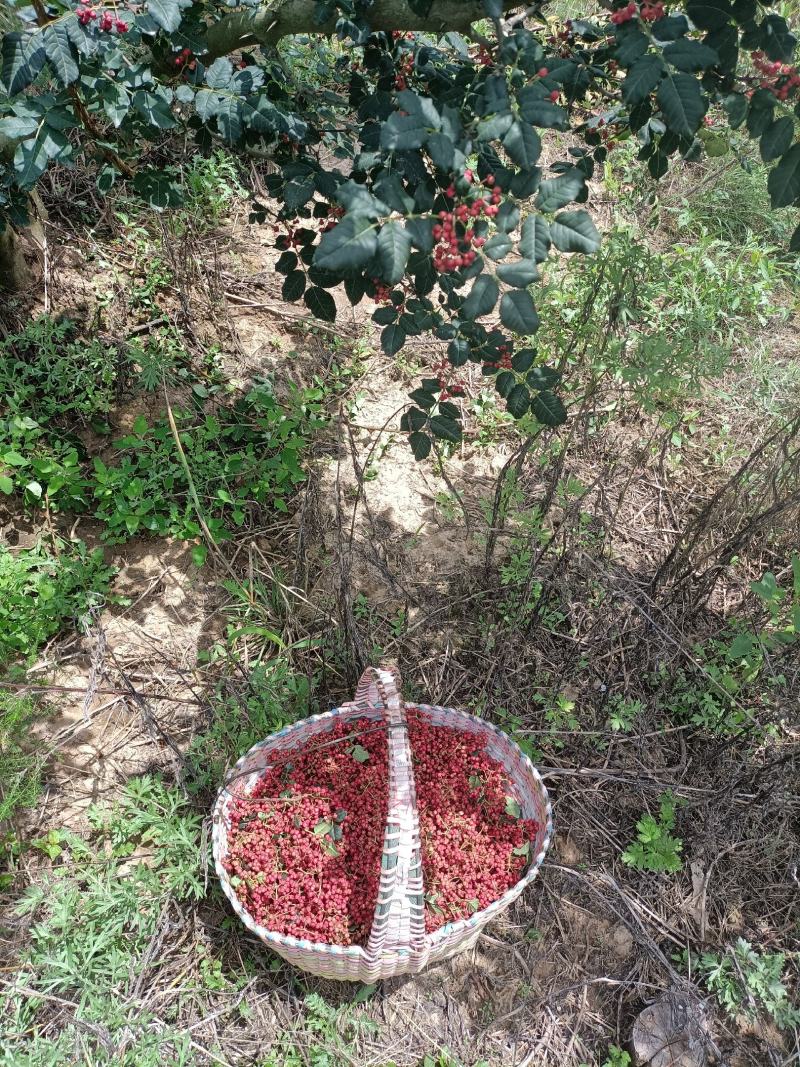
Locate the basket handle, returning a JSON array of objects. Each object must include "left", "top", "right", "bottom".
[{"left": 353, "top": 666, "right": 426, "bottom": 959}]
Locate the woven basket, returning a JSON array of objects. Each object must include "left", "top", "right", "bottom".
[{"left": 212, "top": 666, "right": 553, "bottom": 981}]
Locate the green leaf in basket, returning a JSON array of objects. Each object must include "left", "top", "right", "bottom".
[
  {"left": 513, "top": 841, "right": 531, "bottom": 857},
  {"left": 505, "top": 797, "right": 522, "bottom": 819},
  {"left": 321, "top": 838, "right": 340, "bottom": 857},
  {"left": 467, "top": 898, "right": 480, "bottom": 913},
  {"left": 334, "top": 808, "right": 348, "bottom": 823},
  {"left": 351, "top": 744, "right": 370, "bottom": 763},
  {"left": 313, "top": 819, "right": 334, "bottom": 836},
  {"left": 230, "top": 875, "right": 242, "bottom": 888},
  {"left": 468, "top": 773, "right": 483, "bottom": 791},
  {"left": 424, "top": 891, "right": 444, "bottom": 915}
]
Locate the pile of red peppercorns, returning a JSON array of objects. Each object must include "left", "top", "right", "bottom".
[
  {"left": 224, "top": 719, "right": 389, "bottom": 944},
  {"left": 223, "top": 713, "right": 538, "bottom": 944},
  {"left": 432, "top": 172, "right": 500, "bottom": 274},
  {"left": 407, "top": 712, "right": 538, "bottom": 932}
]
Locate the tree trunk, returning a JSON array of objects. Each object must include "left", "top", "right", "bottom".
[
  {"left": 205, "top": 0, "right": 521, "bottom": 57},
  {"left": 0, "top": 225, "right": 32, "bottom": 293}
]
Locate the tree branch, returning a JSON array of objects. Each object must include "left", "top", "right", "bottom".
[{"left": 204, "top": 0, "right": 524, "bottom": 59}]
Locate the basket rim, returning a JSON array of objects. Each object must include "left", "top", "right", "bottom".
[{"left": 212, "top": 701, "right": 554, "bottom": 958}]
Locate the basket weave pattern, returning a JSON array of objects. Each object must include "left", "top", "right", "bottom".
[{"left": 212, "top": 667, "right": 553, "bottom": 981}]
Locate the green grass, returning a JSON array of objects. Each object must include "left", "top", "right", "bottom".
[
  {"left": 1, "top": 777, "right": 204, "bottom": 1066},
  {"left": 0, "top": 540, "right": 116, "bottom": 665},
  {"left": 0, "top": 693, "right": 48, "bottom": 827},
  {"left": 186, "top": 658, "right": 313, "bottom": 794}
]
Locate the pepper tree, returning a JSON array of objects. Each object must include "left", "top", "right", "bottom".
[{"left": 1, "top": 0, "right": 798, "bottom": 454}]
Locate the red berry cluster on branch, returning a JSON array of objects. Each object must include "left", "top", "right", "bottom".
[
  {"left": 394, "top": 53, "right": 414, "bottom": 91},
  {"left": 371, "top": 281, "right": 394, "bottom": 304},
  {"left": 224, "top": 719, "right": 389, "bottom": 944},
  {"left": 483, "top": 342, "right": 513, "bottom": 373},
  {"left": 407, "top": 711, "right": 539, "bottom": 932},
  {"left": 477, "top": 46, "right": 494, "bottom": 68},
  {"left": 610, "top": 3, "right": 637, "bottom": 25},
  {"left": 431, "top": 355, "right": 465, "bottom": 401},
  {"left": 751, "top": 50, "right": 800, "bottom": 101},
  {"left": 175, "top": 47, "right": 195, "bottom": 70},
  {"left": 76, "top": 5, "right": 128, "bottom": 30},
  {"left": 320, "top": 205, "right": 345, "bottom": 234},
  {"left": 432, "top": 173, "right": 501, "bottom": 273}
]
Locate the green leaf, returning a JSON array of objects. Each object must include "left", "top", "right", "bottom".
[
  {"left": 351, "top": 744, "right": 370, "bottom": 763},
  {"left": 315, "top": 214, "right": 377, "bottom": 273},
  {"left": 381, "top": 112, "right": 429, "bottom": 150},
  {"left": 402, "top": 406, "right": 430, "bottom": 430},
  {"left": 191, "top": 544, "right": 208, "bottom": 567},
  {"left": 503, "top": 120, "right": 541, "bottom": 168},
  {"left": 282, "top": 270, "right": 306, "bottom": 301},
  {"left": 685, "top": 0, "right": 732, "bottom": 29},
  {"left": 43, "top": 24, "right": 79, "bottom": 86},
  {"left": 13, "top": 135, "right": 50, "bottom": 187},
  {"left": 622, "top": 55, "right": 665, "bottom": 105},
  {"left": 462, "top": 275, "right": 499, "bottom": 320},
  {"left": 0, "top": 476, "right": 13, "bottom": 495},
  {"left": 132, "top": 170, "right": 182, "bottom": 210},
  {"left": 549, "top": 210, "right": 601, "bottom": 254},
  {"left": 516, "top": 90, "right": 567, "bottom": 129},
  {"left": 768, "top": 144, "right": 800, "bottom": 208},
  {"left": 506, "top": 384, "right": 529, "bottom": 418},
  {"left": 409, "top": 431, "right": 432, "bottom": 459},
  {"left": 483, "top": 233, "right": 513, "bottom": 261},
  {"left": 405, "top": 217, "right": 434, "bottom": 253},
  {"left": 147, "top": 0, "right": 191, "bottom": 32},
  {"left": 760, "top": 117, "right": 794, "bottom": 163},
  {"left": 426, "top": 132, "right": 455, "bottom": 170},
  {"left": 102, "top": 82, "right": 131, "bottom": 128},
  {"left": 531, "top": 390, "right": 567, "bottom": 426},
  {"left": 615, "top": 24, "right": 649, "bottom": 66},
  {"left": 495, "top": 371, "right": 515, "bottom": 397},
  {"left": 505, "top": 797, "right": 522, "bottom": 818},
  {"left": 536, "top": 169, "right": 585, "bottom": 213},
  {"left": 657, "top": 74, "right": 707, "bottom": 137},
  {"left": 527, "top": 366, "right": 561, "bottom": 389},
  {"left": 500, "top": 291, "right": 540, "bottom": 334},
  {"left": 381, "top": 324, "right": 407, "bottom": 355},
  {"left": 25, "top": 480, "right": 43, "bottom": 499},
  {"left": 496, "top": 200, "right": 520, "bottom": 233},
  {"left": 429, "top": 415, "right": 462, "bottom": 442},
  {"left": 448, "top": 338, "right": 470, "bottom": 366},
  {"left": 512, "top": 348, "right": 536, "bottom": 372},
  {"left": 377, "top": 221, "right": 412, "bottom": 285},
  {"left": 304, "top": 287, "right": 337, "bottom": 322},
  {"left": 663, "top": 39, "right": 720, "bottom": 72},
  {"left": 1, "top": 33, "right": 46, "bottom": 95},
  {"left": 133, "top": 90, "right": 177, "bottom": 130},
  {"left": 721, "top": 92, "right": 747, "bottom": 129},
  {"left": 758, "top": 14, "right": 797, "bottom": 63},
  {"left": 0, "top": 113, "right": 39, "bottom": 139},
  {"left": 519, "top": 214, "right": 551, "bottom": 262},
  {"left": 496, "top": 260, "right": 539, "bottom": 286},
  {"left": 477, "top": 111, "right": 514, "bottom": 142}
]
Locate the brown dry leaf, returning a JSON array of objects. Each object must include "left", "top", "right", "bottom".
[{"left": 632, "top": 991, "right": 709, "bottom": 1067}]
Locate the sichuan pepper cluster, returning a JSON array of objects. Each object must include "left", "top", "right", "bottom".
[{"left": 224, "top": 713, "right": 539, "bottom": 944}]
